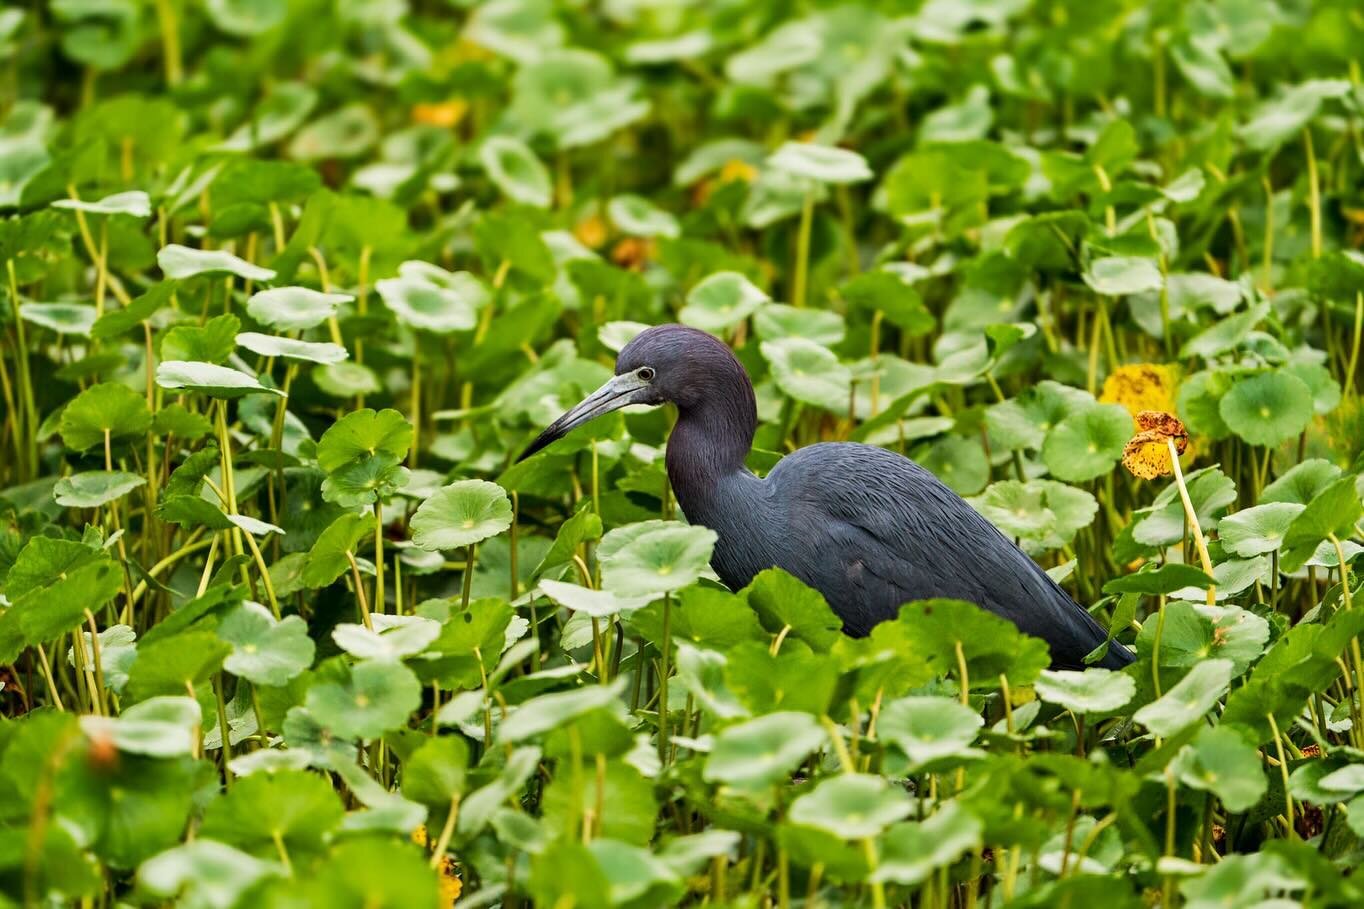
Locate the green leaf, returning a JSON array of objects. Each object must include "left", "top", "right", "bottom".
[
  {"left": 124, "top": 631, "right": 232, "bottom": 701},
  {"left": 308, "top": 838, "right": 440, "bottom": 907},
  {"left": 1133, "top": 466, "right": 1237, "bottom": 548},
  {"left": 599, "top": 522, "right": 717, "bottom": 597},
  {"left": 874, "top": 803, "right": 983, "bottom": 885},
  {"left": 218, "top": 601, "right": 315, "bottom": 686},
  {"left": 152, "top": 404, "right": 212, "bottom": 440},
  {"left": 217, "top": 82, "right": 317, "bottom": 151},
  {"left": 313, "top": 361, "right": 381, "bottom": 399},
  {"left": 321, "top": 451, "right": 410, "bottom": 508},
  {"left": 1280, "top": 475, "right": 1363, "bottom": 573},
  {"left": 458, "top": 745, "right": 542, "bottom": 835},
  {"left": 235, "top": 332, "right": 347, "bottom": 364},
  {"left": 305, "top": 658, "right": 422, "bottom": 740},
  {"left": 761, "top": 337, "right": 851, "bottom": 411},
  {"left": 156, "top": 361, "right": 284, "bottom": 398},
  {"left": 67, "top": 623, "right": 136, "bottom": 693},
  {"left": 1217, "top": 502, "right": 1304, "bottom": 557},
  {"left": 878, "top": 696, "right": 984, "bottom": 769},
  {"left": 376, "top": 263, "right": 489, "bottom": 333},
  {"left": 410, "top": 479, "right": 513, "bottom": 551},
  {"left": 162, "top": 314, "right": 240, "bottom": 364},
  {"left": 400, "top": 735, "right": 470, "bottom": 806},
  {"left": 79, "top": 696, "right": 200, "bottom": 757},
  {"left": 608, "top": 194, "right": 679, "bottom": 238},
  {"left": 538, "top": 579, "right": 651, "bottom": 618},
  {"left": 968, "top": 479, "right": 1097, "bottom": 555},
  {"left": 200, "top": 769, "right": 344, "bottom": 855},
  {"left": 1102, "top": 563, "right": 1216, "bottom": 595},
  {"left": 52, "top": 189, "right": 150, "bottom": 217},
  {"left": 1219, "top": 371, "right": 1314, "bottom": 448},
  {"left": 53, "top": 470, "right": 145, "bottom": 508},
  {"left": 840, "top": 270, "right": 935, "bottom": 336},
  {"left": 479, "top": 135, "right": 552, "bottom": 208},
  {"left": 4, "top": 536, "right": 101, "bottom": 598},
  {"left": 0, "top": 559, "right": 123, "bottom": 661},
  {"left": 91, "top": 281, "right": 178, "bottom": 338},
  {"left": 1171, "top": 726, "right": 1266, "bottom": 812},
  {"left": 894, "top": 599, "right": 1050, "bottom": 690},
  {"left": 500, "top": 679, "right": 627, "bottom": 743},
  {"left": 679, "top": 271, "right": 770, "bottom": 333},
  {"left": 331, "top": 615, "right": 440, "bottom": 660},
  {"left": 19, "top": 302, "right": 97, "bottom": 336},
  {"left": 767, "top": 142, "right": 873, "bottom": 184},
  {"left": 1041, "top": 403, "right": 1132, "bottom": 483},
  {"left": 157, "top": 244, "right": 276, "bottom": 282},
  {"left": 316, "top": 408, "right": 411, "bottom": 474},
  {"left": 1136, "top": 602, "right": 1268, "bottom": 674},
  {"left": 245, "top": 285, "right": 351, "bottom": 331},
  {"left": 753, "top": 303, "right": 846, "bottom": 346},
  {"left": 1179, "top": 303, "right": 1270, "bottom": 359},
  {"left": 742, "top": 568, "right": 842, "bottom": 653},
  {"left": 58, "top": 381, "right": 151, "bottom": 450},
  {"left": 1238, "top": 79, "right": 1350, "bottom": 151},
  {"left": 1132, "top": 658, "right": 1233, "bottom": 736},
  {"left": 1034, "top": 668, "right": 1135, "bottom": 714},
  {"left": 304, "top": 512, "right": 372, "bottom": 588},
  {"left": 723, "top": 642, "right": 838, "bottom": 716},
  {"left": 1083, "top": 257, "right": 1162, "bottom": 296},
  {"left": 919, "top": 435, "right": 988, "bottom": 496},
  {"left": 533, "top": 507, "right": 603, "bottom": 578},
  {"left": 789, "top": 774, "right": 913, "bottom": 839},
  {"left": 702, "top": 711, "right": 827, "bottom": 790},
  {"left": 138, "top": 841, "right": 284, "bottom": 909},
  {"left": 288, "top": 104, "right": 379, "bottom": 160}
]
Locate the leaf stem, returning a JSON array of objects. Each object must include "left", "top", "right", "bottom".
[
  {"left": 658, "top": 591, "right": 673, "bottom": 762},
  {"left": 793, "top": 190, "right": 815, "bottom": 308},
  {"left": 1166, "top": 438, "right": 1216, "bottom": 606}
]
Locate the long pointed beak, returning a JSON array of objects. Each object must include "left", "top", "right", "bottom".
[{"left": 518, "top": 372, "right": 651, "bottom": 462}]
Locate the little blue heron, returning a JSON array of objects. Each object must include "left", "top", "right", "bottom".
[{"left": 522, "top": 325, "right": 1134, "bottom": 670}]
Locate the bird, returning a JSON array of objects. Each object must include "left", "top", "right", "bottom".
[{"left": 521, "top": 324, "right": 1134, "bottom": 670}]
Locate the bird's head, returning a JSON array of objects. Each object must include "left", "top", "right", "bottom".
[{"left": 518, "top": 324, "right": 749, "bottom": 461}]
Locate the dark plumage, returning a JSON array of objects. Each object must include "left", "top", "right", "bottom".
[{"left": 523, "top": 324, "right": 1134, "bottom": 670}]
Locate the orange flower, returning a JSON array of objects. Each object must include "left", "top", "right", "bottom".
[
  {"left": 1122, "top": 411, "right": 1189, "bottom": 479},
  {"left": 611, "top": 236, "right": 656, "bottom": 271}
]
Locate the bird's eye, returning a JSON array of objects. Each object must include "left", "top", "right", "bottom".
[{"left": 638, "top": 367, "right": 655, "bottom": 381}]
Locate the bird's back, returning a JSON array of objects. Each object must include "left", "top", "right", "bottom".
[{"left": 757, "top": 442, "right": 1132, "bottom": 670}]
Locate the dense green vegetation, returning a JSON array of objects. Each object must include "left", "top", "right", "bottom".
[{"left": 3, "top": 1, "right": 1364, "bottom": 906}]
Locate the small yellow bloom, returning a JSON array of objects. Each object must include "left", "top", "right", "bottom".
[
  {"left": 1101, "top": 363, "right": 1180, "bottom": 418},
  {"left": 411, "top": 100, "right": 469, "bottom": 129},
  {"left": 574, "top": 213, "right": 608, "bottom": 249},
  {"left": 718, "top": 158, "right": 758, "bottom": 184},
  {"left": 437, "top": 855, "right": 463, "bottom": 907}
]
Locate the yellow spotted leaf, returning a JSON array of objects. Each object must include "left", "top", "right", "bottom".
[
  {"left": 1122, "top": 410, "right": 1189, "bottom": 479},
  {"left": 437, "top": 855, "right": 462, "bottom": 907}
]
